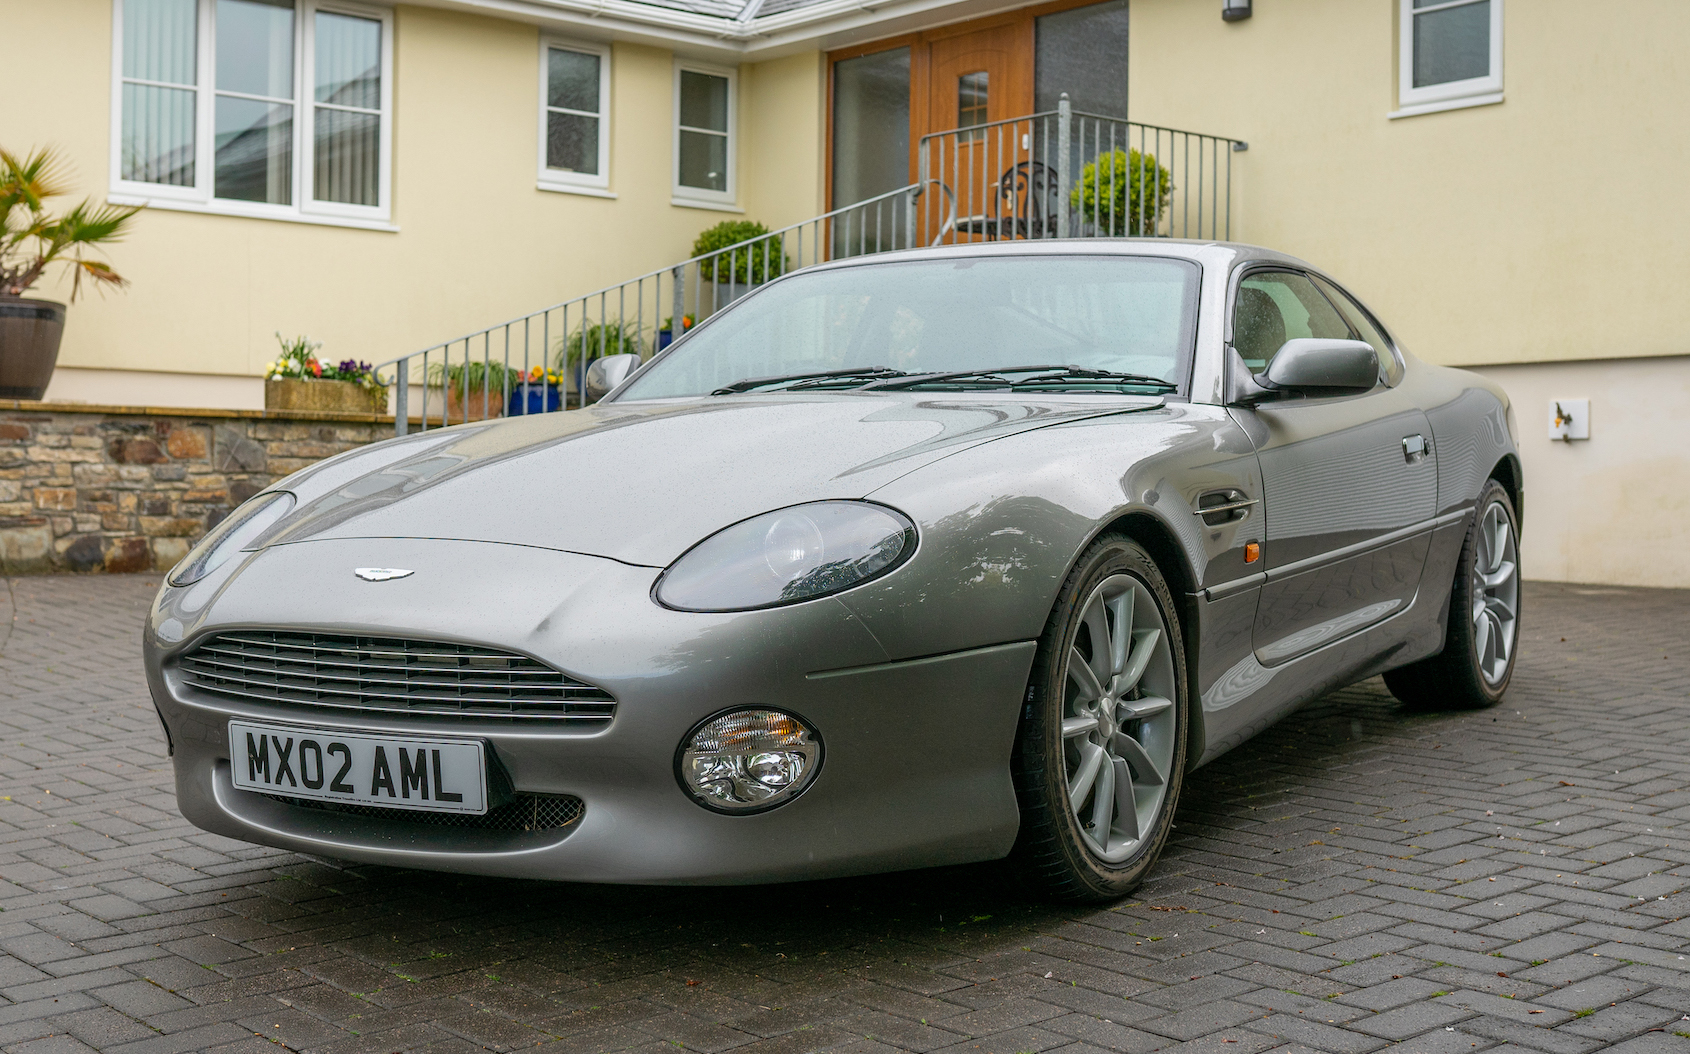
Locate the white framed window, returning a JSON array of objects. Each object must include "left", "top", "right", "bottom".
[
  {"left": 1395, "top": 0, "right": 1503, "bottom": 117},
  {"left": 110, "top": 0, "right": 394, "bottom": 229},
  {"left": 538, "top": 39, "right": 612, "bottom": 196},
  {"left": 673, "top": 62, "right": 736, "bottom": 208}
]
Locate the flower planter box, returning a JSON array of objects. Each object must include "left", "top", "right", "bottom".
[
  {"left": 0, "top": 297, "right": 66, "bottom": 400},
  {"left": 266, "top": 378, "right": 386, "bottom": 414}
]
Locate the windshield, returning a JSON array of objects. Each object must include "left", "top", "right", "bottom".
[{"left": 615, "top": 255, "right": 1200, "bottom": 400}]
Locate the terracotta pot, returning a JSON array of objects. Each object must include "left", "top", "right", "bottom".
[
  {"left": 265, "top": 378, "right": 387, "bottom": 414},
  {"left": 0, "top": 297, "right": 66, "bottom": 400},
  {"left": 444, "top": 384, "right": 505, "bottom": 422}
]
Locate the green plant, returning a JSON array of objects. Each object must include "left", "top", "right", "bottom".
[
  {"left": 1, "top": 147, "right": 140, "bottom": 298},
  {"left": 692, "top": 221, "right": 788, "bottom": 284},
  {"left": 559, "top": 321, "right": 643, "bottom": 368},
  {"left": 266, "top": 334, "right": 383, "bottom": 393},
  {"left": 1069, "top": 149, "right": 1172, "bottom": 237},
  {"left": 426, "top": 359, "right": 521, "bottom": 391}
]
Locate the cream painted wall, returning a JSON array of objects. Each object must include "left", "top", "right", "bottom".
[
  {"left": 1471, "top": 355, "right": 1690, "bottom": 589},
  {"left": 0, "top": 1, "right": 827, "bottom": 394},
  {"left": 1127, "top": 0, "right": 1690, "bottom": 371}
]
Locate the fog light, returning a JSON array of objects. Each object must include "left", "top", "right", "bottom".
[{"left": 677, "top": 709, "right": 822, "bottom": 813}]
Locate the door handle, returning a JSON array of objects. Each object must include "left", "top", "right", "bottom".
[{"left": 1402, "top": 434, "right": 1430, "bottom": 464}]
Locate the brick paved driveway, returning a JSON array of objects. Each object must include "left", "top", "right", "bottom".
[{"left": 0, "top": 575, "right": 1685, "bottom": 1054}]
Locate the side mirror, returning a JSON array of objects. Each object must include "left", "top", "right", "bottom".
[
  {"left": 1260, "top": 338, "right": 1379, "bottom": 394},
  {"left": 583, "top": 353, "right": 640, "bottom": 403}
]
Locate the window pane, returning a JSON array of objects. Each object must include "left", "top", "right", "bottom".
[
  {"left": 124, "top": 0, "right": 197, "bottom": 85},
  {"left": 122, "top": 83, "right": 197, "bottom": 185},
  {"left": 315, "top": 10, "right": 380, "bottom": 109},
  {"left": 547, "top": 111, "right": 599, "bottom": 174},
  {"left": 619, "top": 257, "right": 1199, "bottom": 401},
  {"left": 1413, "top": 0, "right": 1489, "bottom": 88},
  {"left": 678, "top": 130, "right": 727, "bottom": 191},
  {"left": 957, "top": 71, "right": 988, "bottom": 129},
  {"left": 679, "top": 70, "right": 728, "bottom": 132},
  {"left": 216, "top": 0, "right": 294, "bottom": 99},
  {"left": 1234, "top": 272, "right": 1349, "bottom": 372},
  {"left": 215, "top": 96, "right": 292, "bottom": 202},
  {"left": 831, "top": 47, "right": 909, "bottom": 210},
  {"left": 548, "top": 48, "right": 600, "bottom": 113},
  {"left": 1311, "top": 276, "right": 1401, "bottom": 386},
  {"left": 1035, "top": 0, "right": 1129, "bottom": 116},
  {"left": 314, "top": 107, "right": 377, "bottom": 204}
]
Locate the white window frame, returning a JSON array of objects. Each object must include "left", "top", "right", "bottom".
[
  {"left": 672, "top": 60, "right": 737, "bottom": 209},
  {"left": 109, "top": 0, "right": 396, "bottom": 230},
  {"left": 1394, "top": 0, "right": 1503, "bottom": 118},
  {"left": 537, "top": 38, "right": 613, "bottom": 197}
]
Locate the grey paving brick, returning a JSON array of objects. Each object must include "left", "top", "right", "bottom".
[{"left": 0, "top": 578, "right": 1684, "bottom": 1053}]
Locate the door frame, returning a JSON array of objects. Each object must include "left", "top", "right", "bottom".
[{"left": 824, "top": 0, "right": 1123, "bottom": 213}]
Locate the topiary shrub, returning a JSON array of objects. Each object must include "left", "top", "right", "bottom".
[
  {"left": 692, "top": 220, "right": 789, "bottom": 284},
  {"left": 1069, "top": 149, "right": 1173, "bottom": 236}
]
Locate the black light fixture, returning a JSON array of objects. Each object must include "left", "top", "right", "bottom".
[{"left": 1222, "top": 0, "right": 1252, "bottom": 21}]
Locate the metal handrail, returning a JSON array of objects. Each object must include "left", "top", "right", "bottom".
[
  {"left": 372, "top": 183, "right": 922, "bottom": 435},
  {"left": 374, "top": 97, "right": 1247, "bottom": 437},
  {"left": 919, "top": 96, "right": 1246, "bottom": 245}
]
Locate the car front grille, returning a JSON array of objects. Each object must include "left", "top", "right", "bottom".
[
  {"left": 266, "top": 792, "right": 584, "bottom": 832},
  {"left": 177, "top": 631, "right": 616, "bottom": 723}
]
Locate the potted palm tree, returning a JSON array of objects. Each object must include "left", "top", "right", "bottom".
[{"left": 1, "top": 147, "right": 139, "bottom": 399}]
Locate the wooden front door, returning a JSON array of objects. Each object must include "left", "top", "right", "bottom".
[{"left": 920, "top": 23, "right": 1032, "bottom": 242}]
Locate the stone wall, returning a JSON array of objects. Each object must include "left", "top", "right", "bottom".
[{"left": 0, "top": 400, "right": 395, "bottom": 574}]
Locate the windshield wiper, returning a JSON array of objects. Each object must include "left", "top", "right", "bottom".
[
  {"left": 711, "top": 366, "right": 909, "bottom": 395},
  {"left": 861, "top": 365, "right": 1178, "bottom": 393}
]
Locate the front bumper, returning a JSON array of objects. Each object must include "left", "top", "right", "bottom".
[{"left": 146, "top": 538, "right": 1034, "bottom": 884}]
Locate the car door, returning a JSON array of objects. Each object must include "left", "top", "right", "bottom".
[{"left": 1227, "top": 269, "right": 1438, "bottom": 666}]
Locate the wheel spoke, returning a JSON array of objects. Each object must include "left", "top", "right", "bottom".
[
  {"left": 1068, "top": 742, "right": 1104, "bottom": 806},
  {"left": 1091, "top": 756, "right": 1116, "bottom": 840},
  {"left": 1105, "top": 586, "right": 1134, "bottom": 676},
  {"left": 1487, "top": 610, "right": 1509, "bottom": 662},
  {"left": 1068, "top": 648, "right": 1106, "bottom": 704},
  {"left": 1111, "top": 731, "right": 1164, "bottom": 787},
  {"left": 1117, "top": 627, "right": 1162, "bottom": 695},
  {"left": 1119, "top": 695, "right": 1173, "bottom": 721},
  {"left": 1489, "top": 512, "right": 1508, "bottom": 573},
  {"left": 1474, "top": 608, "right": 1493, "bottom": 671},
  {"left": 1062, "top": 716, "right": 1095, "bottom": 739},
  {"left": 1483, "top": 559, "right": 1516, "bottom": 591},
  {"left": 1485, "top": 593, "right": 1515, "bottom": 622},
  {"left": 1112, "top": 757, "right": 1139, "bottom": 841},
  {"left": 1080, "top": 593, "right": 1113, "bottom": 682}
]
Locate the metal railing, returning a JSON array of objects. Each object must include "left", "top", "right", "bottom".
[
  {"left": 373, "top": 96, "right": 1244, "bottom": 437},
  {"left": 919, "top": 95, "right": 1245, "bottom": 245},
  {"left": 372, "top": 185, "right": 921, "bottom": 435}
]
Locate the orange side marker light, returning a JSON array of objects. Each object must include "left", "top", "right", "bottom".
[{"left": 1244, "top": 541, "right": 1260, "bottom": 564}]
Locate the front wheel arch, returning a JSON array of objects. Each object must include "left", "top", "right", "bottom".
[{"left": 1095, "top": 510, "right": 1206, "bottom": 772}]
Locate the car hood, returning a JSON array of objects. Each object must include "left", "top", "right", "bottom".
[{"left": 264, "top": 392, "right": 1162, "bottom": 567}]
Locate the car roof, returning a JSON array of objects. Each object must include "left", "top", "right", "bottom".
[{"left": 796, "top": 238, "right": 1317, "bottom": 277}]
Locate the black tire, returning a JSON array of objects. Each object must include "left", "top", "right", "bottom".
[
  {"left": 1385, "top": 479, "right": 1520, "bottom": 710},
  {"left": 1009, "top": 535, "right": 1189, "bottom": 903}
]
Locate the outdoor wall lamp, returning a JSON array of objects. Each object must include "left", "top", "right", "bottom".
[{"left": 1223, "top": 0, "right": 1252, "bottom": 21}]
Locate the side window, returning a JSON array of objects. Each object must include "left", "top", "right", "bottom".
[
  {"left": 1311, "top": 275, "right": 1404, "bottom": 387},
  {"left": 1232, "top": 271, "right": 1350, "bottom": 373}
]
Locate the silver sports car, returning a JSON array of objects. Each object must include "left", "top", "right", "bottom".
[{"left": 144, "top": 241, "right": 1522, "bottom": 901}]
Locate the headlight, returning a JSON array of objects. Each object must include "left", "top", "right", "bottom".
[
  {"left": 655, "top": 500, "right": 915, "bottom": 612},
  {"left": 676, "top": 708, "right": 822, "bottom": 812},
  {"left": 168, "top": 491, "right": 295, "bottom": 586}
]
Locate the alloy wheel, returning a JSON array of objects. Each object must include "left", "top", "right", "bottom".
[
  {"left": 1471, "top": 499, "right": 1519, "bottom": 685},
  {"left": 1061, "top": 574, "right": 1179, "bottom": 864}
]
